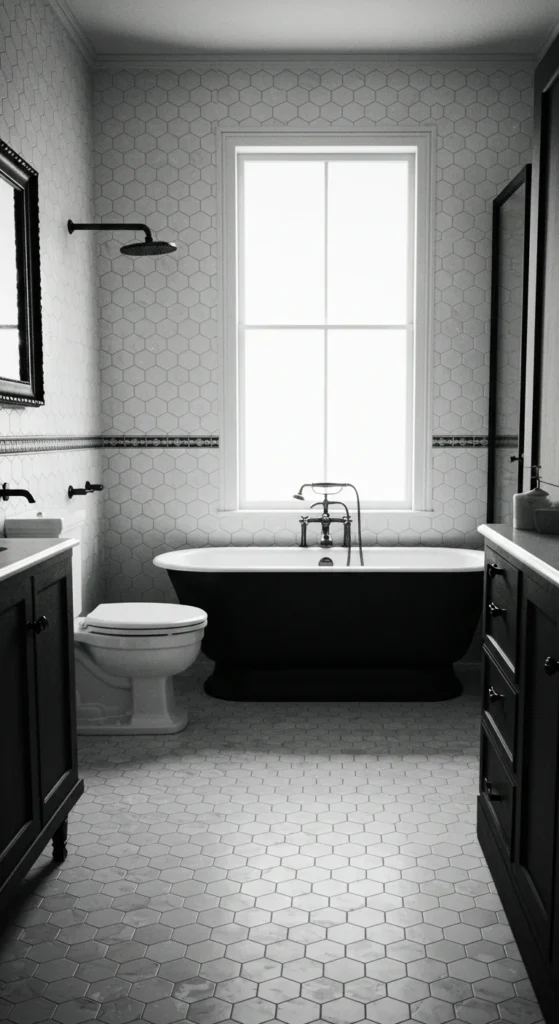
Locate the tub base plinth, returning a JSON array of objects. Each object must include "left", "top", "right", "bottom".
[{"left": 204, "top": 666, "right": 462, "bottom": 702}]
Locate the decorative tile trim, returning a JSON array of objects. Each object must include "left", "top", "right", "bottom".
[
  {"left": 432, "top": 435, "right": 489, "bottom": 448},
  {"left": 101, "top": 435, "right": 219, "bottom": 449},
  {"left": 0, "top": 435, "right": 220, "bottom": 455},
  {"left": 495, "top": 435, "right": 519, "bottom": 448},
  {"left": 0, "top": 435, "right": 103, "bottom": 455},
  {"left": 0, "top": 434, "right": 490, "bottom": 455}
]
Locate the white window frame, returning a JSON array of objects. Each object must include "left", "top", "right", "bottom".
[{"left": 217, "top": 127, "right": 435, "bottom": 513}]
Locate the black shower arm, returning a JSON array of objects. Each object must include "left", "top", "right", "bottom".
[{"left": 67, "top": 220, "right": 153, "bottom": 242}]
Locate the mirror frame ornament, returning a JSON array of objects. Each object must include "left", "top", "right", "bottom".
[{"left": 0, "top": 138, "right": 44, "bottom": 406}]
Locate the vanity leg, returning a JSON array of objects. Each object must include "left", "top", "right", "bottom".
[{"left": 52, "top": 819, "right": 68, "bottom": 863}]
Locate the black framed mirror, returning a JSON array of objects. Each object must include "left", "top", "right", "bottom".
[
  {"left": 0, "top": 138, "right": 44, "bottom": 406},
  {"left": 487, "top": 165, "right": 531, "bottom": 524}
]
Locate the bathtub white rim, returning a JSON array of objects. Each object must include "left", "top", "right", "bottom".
[{"left": 153, "top": 546, "right": 484, "bottom": 573}]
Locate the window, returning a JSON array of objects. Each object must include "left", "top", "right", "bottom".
[{"left": 219, "top": 131, "right": 433, "bottom": 511}]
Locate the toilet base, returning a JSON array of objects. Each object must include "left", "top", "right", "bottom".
[{"left": 77, "top": 673, "right": 189, "bottom": 735}]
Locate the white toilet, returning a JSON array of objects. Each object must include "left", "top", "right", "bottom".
[{"left": 5, "top": 509, "right": 207, "bottom": 735}]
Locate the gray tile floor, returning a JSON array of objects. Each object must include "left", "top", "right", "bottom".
[{"left": 0, "top": 668, "right": 545, "bottom": 1024}]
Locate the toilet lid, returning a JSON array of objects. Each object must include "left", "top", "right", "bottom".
[{"left": 85, "top": 602, "right": 207, "bottom": 632}]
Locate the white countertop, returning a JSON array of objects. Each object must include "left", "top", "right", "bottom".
[
  {"left": 0, "top": 537, "right": 78, "bottom": 583},
  {"left": 479, "top": 524, "right": 559, "bottom": 589}
]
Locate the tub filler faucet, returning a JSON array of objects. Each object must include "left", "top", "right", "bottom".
[
  {"left": 298, "top": 498, "right": 351, "bottom": 549},
  {"left": 293, "top": 482, "right": 364, "bottom": 566}
]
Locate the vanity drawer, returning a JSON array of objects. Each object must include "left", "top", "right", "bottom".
[
  {"left": 480, "top": 726, "right": 515, "bottom": 852},
  {"left": 484, "top": 547, "right": 518, "bottom": 668},
  {"left": 482, "top": 649, "right": 517, "bottom": 762}
]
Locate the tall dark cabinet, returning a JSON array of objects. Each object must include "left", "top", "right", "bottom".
[
  {"left": 523, "top": 36, "right": 559, "bottom": 492},
  {"left": 477, "top": 531, "right": 559, "bottom": 1024},
  {"left": 0, "top": 550, "right": 83, "bottom": 913},
  {"left": 486, "top": 166, "right": 531, "bottom": 524},
  {"left": 478, "top": 33, "right": 559, "bottom": 1024},
  {"left": 0, "top": 574, "right": 40, "bottom": 887}
]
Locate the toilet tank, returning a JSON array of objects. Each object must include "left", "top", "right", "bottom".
[{"left": 5, "top": 508, "right": 86, "bottom": 618}]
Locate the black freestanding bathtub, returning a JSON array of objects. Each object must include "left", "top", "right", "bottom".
[{"left": 154, "top": 546, "right": 484, "bottom": 701}]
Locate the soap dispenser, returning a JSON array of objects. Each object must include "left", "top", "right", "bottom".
[{"left": 513, "top": 468, "right": 550, "bottom": 530}]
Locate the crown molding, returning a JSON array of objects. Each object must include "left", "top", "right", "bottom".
[
  {"left": 48, "top": 0, "right": 95, "bottom": 63},
  {"left": 94, "top": 50, "right": 536, "bottom": 71},
  {"left": 536, "top": 16, "right": 559, "bottom": 65}
]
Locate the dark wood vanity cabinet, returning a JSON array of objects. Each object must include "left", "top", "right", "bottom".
[
  {"left": 478, "top": 540, "right": 559, "bottom": 1022},
  {"left": 0, "top": 551, "right": 82, "bottom": 914}
]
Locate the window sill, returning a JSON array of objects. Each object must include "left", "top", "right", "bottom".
[{"left": 214, "top": 508, "right": 436, "bottom": 517}]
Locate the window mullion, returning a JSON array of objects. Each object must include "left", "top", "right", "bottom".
[{"left": 324, "top": 159, "right": 328, "bottom": 483}]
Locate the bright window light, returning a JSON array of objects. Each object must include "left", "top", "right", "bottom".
[
  {"left": 242, "top": 328, "right": 324, "bottom": 503},
  {"left": 327, "top": 160, "right": 409, "bottom": 325},
  {"left": 232, "top": 144, "right": 422, "bottom": 510},
  {"left": 243, "top": 160, "right": 324, "bottom": 325},
  {"left": 326, "top": 328, "right": 409, "bottom": 502}
]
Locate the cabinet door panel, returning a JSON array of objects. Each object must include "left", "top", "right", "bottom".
[
  {"left": 480, "top": 727, "right": 515, "bottom": 851},
  {"left": 0, "top": 576, "right": 39, "bottom": 885},
  {"left": 482, "top": 648, "right": 517, "bottom": 762},
  {"left": 514, "top": 574, "right": 559, "bottom": 960},
  {"left": 33, "top": 556, "right": 77, "bottom": 823},
  {"left": 484, "top": 547, "right": 518, "bottom": 671}
]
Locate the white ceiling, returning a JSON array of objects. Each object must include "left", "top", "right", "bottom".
[{"left": 65, "top": 0, "right": 559, "bottom": 58}]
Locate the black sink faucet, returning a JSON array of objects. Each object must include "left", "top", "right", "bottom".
[{"left": 1, "top": 483, "right": 36, "bottom": 503}]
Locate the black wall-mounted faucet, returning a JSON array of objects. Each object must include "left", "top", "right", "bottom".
[
  {"left": 1, "top": 483, "right": 36, "bottom": 503},
  {"left": 68, "top": 482, "right": 104, "bottom": 499}
]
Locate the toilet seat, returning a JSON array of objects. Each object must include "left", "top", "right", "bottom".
[
  {"left": 75, "top": 625, "right": 205, "bottom": 651},
  {"left": 80, "top": 602, "right": 207, "bottom": 638}
]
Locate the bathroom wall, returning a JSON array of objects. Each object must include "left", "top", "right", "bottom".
[
  {"left": 0, "top": 0, "right": 103, "bottom": 611},
  {"left": 93, "top": 62, "right": 533, "bottom": 601}
]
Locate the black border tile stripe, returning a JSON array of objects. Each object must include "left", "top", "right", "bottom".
[
  {"left": 0, "top": 435, "right": 220, "bottom": 454},
  {"left": 432, "top": 435, "right": 488, "bottom": 448},
  {"left": 0, "top": 434, "right": 491, "bottom": 455},
  {"left": 103, "top": 436, "right": 219, "bottom": 449}
]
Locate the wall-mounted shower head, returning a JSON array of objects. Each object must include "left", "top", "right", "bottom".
[
  {"left": 67, "top": 220, "right": 177, "bottom": 256},
  {"left": 120, "top": 238, "right": 177, "bottom": 256}
]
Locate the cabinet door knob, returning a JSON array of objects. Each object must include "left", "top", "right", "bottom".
[
  {"left": 28, "top": 615, "right": 49, "bottom": 635},
  {"left": 487, "top": 563, "right": 505, "bottom": 578},
  {"left": 488, "top": 686, "right": 502, "bottom": 702},
  {"left": 483, "top": 777, "right": 502, "bottom": 802},
  {"left": 488, "top": 602, "right": 506, "bottom": 617},
  {"left": 544, "top": 656, "right": 559, "bottom": 676}
]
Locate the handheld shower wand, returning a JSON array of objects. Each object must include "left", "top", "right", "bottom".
[{"left": 293, "top": 482, "right": 364, "bottom": 566}]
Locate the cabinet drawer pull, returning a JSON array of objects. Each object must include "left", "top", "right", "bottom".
[
  {"left": 488, "top": 563, "right": 505, "bottom": 578},
  {"left": 544, "top": 656, "right": 559, "bottom": 676},
  {"left": 483, "top": 777, "right": 502, "bottom": 802},
  {"left": 27, "top": 615, "right": 49, "bottom": 635},
  {"left": 488, "top": 602, "right": 506, "bottom": 617},
  {"left": 488, "top": 686, "right": 502, "bottom": 702}
]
